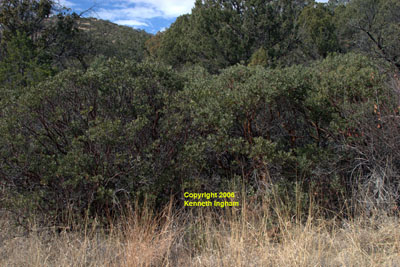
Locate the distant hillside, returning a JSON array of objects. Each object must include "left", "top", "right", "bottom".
[{"left": 78, "top": 18, "right": 151, "bottom": 62}]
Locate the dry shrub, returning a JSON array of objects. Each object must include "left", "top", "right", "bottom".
[{"left": 347, "top": 74, "right": 400, "bottom": 214}]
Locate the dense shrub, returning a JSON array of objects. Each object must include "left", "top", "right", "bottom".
[
  {"left": 1, "top": 53, "right": 397, "bottom": 223},
  {"left": 0, "top": 58, "right": 184, "bottom": 222},
  {"left": 167, "top": 53, "right": 394, "bottom": 213}
]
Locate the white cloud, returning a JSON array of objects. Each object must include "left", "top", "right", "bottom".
[
  {"left": 114, "top": 19, "right": 149, "bottom": 26},
  {"left": 95, "top": 7, "right": 162, "bottom": 20},
  {"left": 126, "top": 0, "right": 195, "bottom": 18},
  {"left": 90, "top": 0, "right": 195, "bottom": 30},
  {"left": 92, "top": 0, "right": 194, "bottom": 23}
]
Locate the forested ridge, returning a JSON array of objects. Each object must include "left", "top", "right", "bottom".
[{"left": 1, "top": 0, "right": 400, "bottom": 226}]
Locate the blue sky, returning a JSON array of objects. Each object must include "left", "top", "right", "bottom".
[{"left": 58, "top": 0, "right": 329, "bottom": 34}]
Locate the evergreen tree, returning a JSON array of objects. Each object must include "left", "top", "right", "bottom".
[
  {"left": 157, "top": 0, "right": 307, "bottom": 72},
  {"left": 298, "top": 2, "right": 339, "bottom": 58},
  {"left": 337, "top": 0, "right": 400, "bottom": 71}
]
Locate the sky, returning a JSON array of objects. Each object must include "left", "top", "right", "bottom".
[{"left": 58, "top": 0, "right": 329, "bottom": 34}]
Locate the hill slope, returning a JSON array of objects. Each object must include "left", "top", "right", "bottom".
[{"left": 78, "top": 18, "right": 151, "bottom": 62}]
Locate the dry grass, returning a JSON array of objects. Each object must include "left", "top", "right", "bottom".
[
  {"left": 189, "top": 214, "right": 400, "bottom": 266},
  {"left": 0, "top": 213, "right": 123, "bottom": 267},
  {"left": 1, "top": 199, "right": 400, "bottom": 267}
]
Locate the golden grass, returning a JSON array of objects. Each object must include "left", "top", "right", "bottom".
[{"left": 1, "top": 199, "right": 399, "bottom": 267}]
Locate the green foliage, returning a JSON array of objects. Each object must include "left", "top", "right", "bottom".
[
  {"left": 79, "top": 18, "right": 151, "bottom": 63},
  {"left": 298, "top": 2, "right": 339, "bottom": 58},
  {"left": 157, "top": 15, "right": 195, "bottom": 69},
  {"left": 0, "top": 58, "right": 184, "bottom": 221},
  {"left": 0, "top": 31, "right": 53, "bottom": 90},
  {"left": 145, "top": 32, "right": 163, "bottom": 59},
  {"left": 248, "top": 48, "right": 269, "bottom": 67},
  {"left": 336, "top": 0, "right": 400, "bottom": 71},
  {"left": 165, "top": 53, "right": 391, "bottom": 210},
  {"left": 0, "top": 0, "right": 53, "bottom": 44},
  {"left": 0, "top": 0, "right": 92, "bottom": 78},
  {"left": 1, "top": 0, "right": 399, "bottom": 223},
  {"left": 0, "top": 0, "right": 53, "bottom": 88},
  {"left": 1, "top": 32, "right": 396, "bottom": 221},
  {"left": 157, "top": 0, "right": 307, "bottom": 72}
]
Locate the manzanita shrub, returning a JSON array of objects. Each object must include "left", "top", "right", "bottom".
[
  {"left": 0, "top": 58, "right": 185, "bottom": 222},
  {"left": 1, "top": 53, "right": 397, "bottom": 223},
  {"left": 168, "top": 53, "right": 395, "bottom": 214}
]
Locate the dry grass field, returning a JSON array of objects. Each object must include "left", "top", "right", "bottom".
[{"left": 1, "top": 198, "right": 400, "bottom": 267}]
